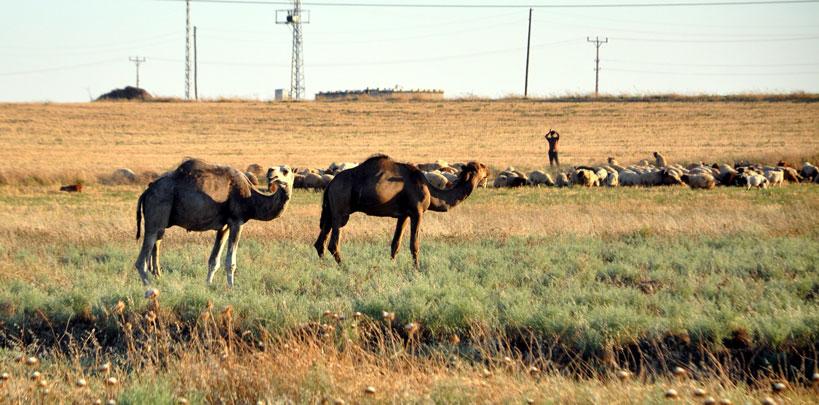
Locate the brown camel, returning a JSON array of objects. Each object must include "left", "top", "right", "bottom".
[
  {"left": 134, "top": 159, "right": 294, "bottom": 287},
  {"left": 313, "top": 154, "right": 488, "bottom": 267}
]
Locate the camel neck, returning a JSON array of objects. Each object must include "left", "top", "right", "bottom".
[
  {"left": 427, "top": 176, "right": 477, "bottom": 212},
  {"left": 246, "top": 185, "right": 291, "bottom": 221}
]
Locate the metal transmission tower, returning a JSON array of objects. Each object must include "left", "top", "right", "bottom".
[
  {"left": 185, "top": 0, "right": 193, "bottom": 100},
  {"left": 129, "top": 56, "right": 147, "bottom": 88},
  {"left": 277, "top": 1, "right": 310, "bottom": 100},
  {"left": 586, "top": 36, "right": 608, "bottom": 96}
]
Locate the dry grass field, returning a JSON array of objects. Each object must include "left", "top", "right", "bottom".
[
  {"left": 0, "top": 100, "right": 818, "bottom": 184},
  {"left": 1, "top": 100, "right": 818, "bottom": 403}
]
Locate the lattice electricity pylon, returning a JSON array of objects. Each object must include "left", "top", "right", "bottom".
[{"left": 276, "top": 1, "right": 310, "bottom": 100}]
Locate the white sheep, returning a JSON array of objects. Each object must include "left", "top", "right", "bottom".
[
  {"left": 681, "top": 173, "right": 716, "bottom": 189},
  {"left": 527, "top": 170, "right": 555, "bottom": 187},
  {"left": 619, "top": 170, "right": 641, "bottom": 186},
  {"left": 764, "top": 169, "right": 784, "bottom": 187},
  {"left": 604, "top": 170, "right": 619, "bottom": 187},
  {"left": 424, "top": 171, "right": 450, "bottom": 189},
  {"left": 745, "top": 173, "right": 769, "bottom": 190}
]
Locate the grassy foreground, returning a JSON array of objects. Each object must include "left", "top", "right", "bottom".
[{"left": 1, "top": 184, "right": 818, "bottom": 402}]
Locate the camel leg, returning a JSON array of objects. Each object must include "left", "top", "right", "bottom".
[
  {"left": 206, "top": 227, "right": 229, "bottom": 285},
  {"left": 150, "top": 229, "right": 165, "bottom": 278},
  {"left": 328, "top": 215, "right": 347, "bottom": 264},
  {"left": 224, "top": 222, "right": 243, "bottom": 288},
  {"left": 409, "top": 213, "right": 423, "bottom": 269},
  {"left": 134, "top": 231, "right": 159, "bottom": 285},
  {"left": 314, "top": 225, "right": 330, "bottom": 258},
  {"left": 391, "top": 216, "right": 408, "bottom": 260}
]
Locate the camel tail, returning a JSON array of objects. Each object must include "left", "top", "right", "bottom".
[
  {"left": 135, "top": 191, "right": 145, "bottom": 240},
  {"left": 319, "top": 188, "right": 331, "bottom": 230}
]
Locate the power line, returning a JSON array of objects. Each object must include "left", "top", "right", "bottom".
[
  {"left": 606, "top": 59, "right": 819, "bottom": 67},
  {"left": 155, "top": 0, "right": 819, "bottom": 9},
  {"left": 607, "top": 67, "right": 819, "bottom": 76},
  {"left": 0, "top": 58, "right": 122, "bottom": 76},
  {"left": 610, "top": 35, "right": 819, "bottom": 42}
]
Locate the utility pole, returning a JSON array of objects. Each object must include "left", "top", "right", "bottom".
[
  {"left": 194, "top": 26, "right": 199, "bottom": 100},
  {"left": 524, "top": 8, "right": 532, "bottom": 98},
  {"left": 586, "top": 36, "right": 608, "bottom": 96},
  {"left": 129, "top": 56, "right": 146, "bottom": 88},
  {"left": 185, "top": 0, "right": 192, "bottom": 100},
  {"left": 277, "top": 0, "right": 310, "bottom": 100}
]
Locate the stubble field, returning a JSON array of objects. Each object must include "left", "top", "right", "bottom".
[{"left": 0, "top": 100, "right": 818, "bottom": 403}]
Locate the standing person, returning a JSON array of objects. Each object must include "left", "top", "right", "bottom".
[{"left": 545, "top": 128, "right": 560, "bottom": 167}]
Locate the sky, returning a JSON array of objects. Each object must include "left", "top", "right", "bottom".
[{"left": 1, "top": 0, "right": 818, "bottom": 101}]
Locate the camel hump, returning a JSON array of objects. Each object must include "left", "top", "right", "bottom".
[{"left": 174, "top": 158, "right": 253, "bottom": 199}]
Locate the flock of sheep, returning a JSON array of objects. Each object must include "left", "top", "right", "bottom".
[
  {"left": 244, "top": 152, "right": 819, "bottom": 192},
  {"left": 493, "top": 153, "right": 818, "bottom": 190}
]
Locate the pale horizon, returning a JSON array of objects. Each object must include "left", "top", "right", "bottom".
[{"left": 2, "top": 0, "right": 818, "bottom": 102}]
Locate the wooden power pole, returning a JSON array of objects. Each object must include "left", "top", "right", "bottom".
[{"left": 586, "top": 36, "right": 608, "bottom": 96}]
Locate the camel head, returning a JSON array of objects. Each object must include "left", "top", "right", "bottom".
[
  {"left": 460, "top": 161, "right": 489, "bottom": 185},
  {"left": 266, "top": 165, "right": 295, "bottom": 194}
]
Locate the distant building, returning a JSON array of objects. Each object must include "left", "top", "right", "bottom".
[{"left": 315, "top": 88, "right": 443, "bottom": 101}]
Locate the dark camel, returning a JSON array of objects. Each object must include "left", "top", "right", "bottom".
[
  {"left": 134, "top": 159, "right": 294, "bottom": 287},
  {"left": 313, "top": 155, "right": 489, "bottom": 267}
]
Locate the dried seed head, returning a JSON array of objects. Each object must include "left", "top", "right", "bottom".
[
  {"left": 503, "top": 356, "right": 514, "bottom": 364},
  {"left": 703, "top": 397, "right": 716, "bottom": 405},
  {"left": 14, "top": 354, "right": 24, "bottom": 363},
  {"left": 718, "top": 399, "right": 732, "bottom": 405},
  {"left": 322, "top": 310, "right": 333, "bottom": 319},
  {"left": 30, "top": 371, "right": 41, "bottom": 381},
  {"left": 37, "top": 379, "right": 47, "bottom": 388},
  {"left": 99, "top": 362, "right": 111, "bottom": 373},
  {"left": 615, "top": 370, "right": 630, "bottom": 380},
  {"left": 42, "top": 388, "right": 50, "bottom": 395},
  {"left": 664, "top": 388, "right": 678, "bottom": 399},
  {"left": 692, "top": 387, "right": 707, "bottom": 397},
  {"left": 381, "top": 311, "right": 395, "bottom": 322},
  {"left": 93, "top": 399, "right": 103, "bottom": 405},
  {"left": 144, "top": 288, "right": 160, "bottom": 300},
  {"left": 812, "top": 372, "right": 819, "bottom": 382},
  {"left": 449, "top": 334, "right": 461, "bottom": 345},
  {"left": 353, "top": 311, "right": 363, "bottom": 320},
  {"left": 176, "top": 398, "right": 189, "bottom": 405},
  {"left": 145, "top": 311, "right": 157, "bottom": 323},
  {"left": 364, "top": 386, "right": 376, "bottom": 394},
  {"left": 113, "top": 301, "right": 126, "bottom": 315},
  {"left": 672, "top": 366, "right": 686, "bottom": 377},
  {"left": 526, "top": 399, "right": 535, "bottom": 404},
  {"left": 25, "top": 356, "right": 39, "bottom": 366},
  {"left": 106, "top": 400, "right": 117, "bottom": 405},
  {"left": 771, "top": 382, "right": 786, "bottom": 393},
  {"left": 337, "top": 313, "right": 346, "bottom": 321},
  {"left": 0, "top": 372, "right": 9, "bottom": 381},
  {"left": 528, "top": 366, "right": 540, "bottom": 374},
  {"left": 761, "top": 397, "right": 776, "bottom": 405},
  {"left": 105, "top": 376, "right": 118, "bottom": 386},
  {"left": 482, "top": 368, "right": 492, "bottom": 378},
  {"left": 222, "top": 305, "right": 233, "bottom": 319},
  {"left": 76, "top": 378, "right": 88, "bottom": 388},
  {"left": 333, "top": 399, "right": 345, "bottom": 405}
]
